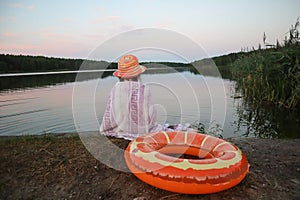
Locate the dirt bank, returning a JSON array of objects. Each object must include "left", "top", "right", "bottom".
[{"left": 0, "top": 133, "right": 299, "bottom": 200}]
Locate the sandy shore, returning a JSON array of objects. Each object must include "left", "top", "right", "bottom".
[{"left": 0, "top": 133, "right": 299, "bottom": 200}]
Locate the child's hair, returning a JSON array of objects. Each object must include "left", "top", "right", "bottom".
[{"left": 119, "top": 75, "right": 141, "bottom": 82}]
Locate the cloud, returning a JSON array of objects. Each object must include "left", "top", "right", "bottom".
[
  {"left": 0, "top": 39, "right": 91, "bottom": 58},
  {"left": 37, "top": 39, "right": 91, "bottom": 57},
  {"left": 155, "top": 19, "right": 174, "bottom": 29},
  {"left": 113, "top": 24, "right": 136, "bottom": 33},
  {"left": 39, "top": 30, "right": 69, "bottom": 39},
  {"left": 83, "top": 33, "right": 106, "bottom": 39},
  {"left": 98, "top": 6, "right": 105, "bottom": 12},
  {"left": 2, "top": 31, "right": 17, "bottom": 37},
  {"left": 82, "top": 23, "right": 136, "bottom": 42},
  {"left": 0, "top": 16, "right": 16, "bottom": 22},
  {"left": 0, "top": 43, "right": 37, "bottom": 53},
  {"left": 63, "top": 17, "right": 73, "bottom": 23},
  {"left": 90, "top": 16, "right": 121, "bottom": 24},
  {"left": 8, "top": 3, "right": 34, "bottom": 10}
]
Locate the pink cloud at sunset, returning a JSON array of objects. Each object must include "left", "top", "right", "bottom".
[
  {"left": 90, "top": 16, "right": 121, "bottom": 24},
  {"left": 2, "top": 32, "right": 17, "bottom": 37},
  {"left": 8, "top": 3, "right": 34, "bottom": 10},
  {"left": 0, "top": 0, "right": 299, "bottom": 61},
  {"left": 1, "top": 38, "right": 92, "bottom": 58}
]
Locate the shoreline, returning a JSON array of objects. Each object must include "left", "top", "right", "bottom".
[
  {"left": 0, "top": 133, "right": 299, "bottom": 199},
  {"left": 1, "top": 131, "right": 299, "bottom": 141}
]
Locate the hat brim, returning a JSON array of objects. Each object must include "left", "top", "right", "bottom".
[{"left": 113, "top": 65, "right": 146, "bottom": 78}]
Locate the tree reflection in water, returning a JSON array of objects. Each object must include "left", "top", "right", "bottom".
[{"left": 235, "top": 97, "right": 300, "bottom": 138}]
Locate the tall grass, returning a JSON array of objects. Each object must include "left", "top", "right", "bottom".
[{"left": 231, "top": 19, "right": 300, "bottom": 110}]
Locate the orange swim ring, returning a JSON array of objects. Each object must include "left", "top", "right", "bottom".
[{"left": 124, "top": 131, "right": 249, "bottom": 194}]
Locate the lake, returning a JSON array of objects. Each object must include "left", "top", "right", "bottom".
[{"left": 0, "top": 68, "right": 299, "bottom": 138}]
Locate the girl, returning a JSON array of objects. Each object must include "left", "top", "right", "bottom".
[{"left": 100, "top": 54, "right": 162, "bottom": 140}]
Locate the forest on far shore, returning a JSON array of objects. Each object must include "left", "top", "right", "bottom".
[
  {"left": 0, "top": 53, "right": 199, "bottom": 74},
  {"left": 0, "top": 55, "right": 107, "bottom": 73}
]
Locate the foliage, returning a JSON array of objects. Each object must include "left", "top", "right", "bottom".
[
  {"left": 232, "top": 44, "right": 300, "bottom": 109},
  {"left": 0, "top": 54, "right": 79, "bottom": 73},
  {"left": 191, "top": 121, "right": 223, "bottom": 138},
  {"left": 0, "top": 54, "right": 114, "bottom": 73},
  {"left": 231, "top": 18, "right": 300, "bottom": 110},
  {"left": 0, "top": 54, "right": 194, "bottom": 74}
]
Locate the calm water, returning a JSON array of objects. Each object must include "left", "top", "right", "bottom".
[{"left": 0, "top": 69, "right": 299, "bottom": 138}]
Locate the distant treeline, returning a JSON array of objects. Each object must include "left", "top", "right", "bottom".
[
  {"left": 0, "top": 52, "right": 238, "bottom": 77},
  {"left": 0, "top": 54, "right": 196, "bottom": 74},
  {"left": 0, "top": 54, "right": 114, "bottom": 73}
]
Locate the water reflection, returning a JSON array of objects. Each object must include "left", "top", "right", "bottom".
[
  {"left": 0, "top": 67, "right": 189, "bottom": 91},
  {"left": 0, "top": 74, "right": 76, "bottom": 91},
  {"left": 235, "top": 97, "right": 300, "bottom": 138},
  {"left": 0, "top": 68, "right": 299, "bottom": 138}
]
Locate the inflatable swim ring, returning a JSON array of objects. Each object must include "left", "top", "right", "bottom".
[{"left": 124, "top": 131, "right": 249, "bottom": 194}]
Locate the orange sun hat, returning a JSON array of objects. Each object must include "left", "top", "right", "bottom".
[{"left": 113, "top": 54, "right": 147, "bottom": 78}]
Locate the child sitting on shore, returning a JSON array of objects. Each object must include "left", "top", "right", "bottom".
[{"left": 100, "top": 54, "right": 162, "bottom": 140}]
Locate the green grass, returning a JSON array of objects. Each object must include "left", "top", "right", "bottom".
[
  {"left": 231, "top": 44, "right": 300, "bottom": 110},
  {"left": 228, "top": 18, "right": 300, "bottom": 110}
]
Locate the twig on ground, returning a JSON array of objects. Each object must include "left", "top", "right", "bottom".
[
  {"left": 159, "top": 194, "right": 180, "bottom": 200},
  {"left": 68, "top": 155, "right": 86, "bottom": 163},
  {"left": 39, "top": 148, "right": 55, "bottom": 156},
  {"left": 39, "top": 142, "right": 55, "bottom": 156},
  {"left": 273, "top": 177, "right": 279, "bottom": 189},
  {"left": 108, "top": 174, "right": 121, "bottom": 191}
]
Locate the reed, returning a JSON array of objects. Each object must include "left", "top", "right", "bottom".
[
  {"left": 231, "top": 19, "right": 300, "bottom": 110},
  {"left": 232, "top": 44, "right": 300, "bottom": 109}
]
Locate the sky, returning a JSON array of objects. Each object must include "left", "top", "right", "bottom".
[{"left": 0, "top": 0, "right": 299, "bottom": 62}]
